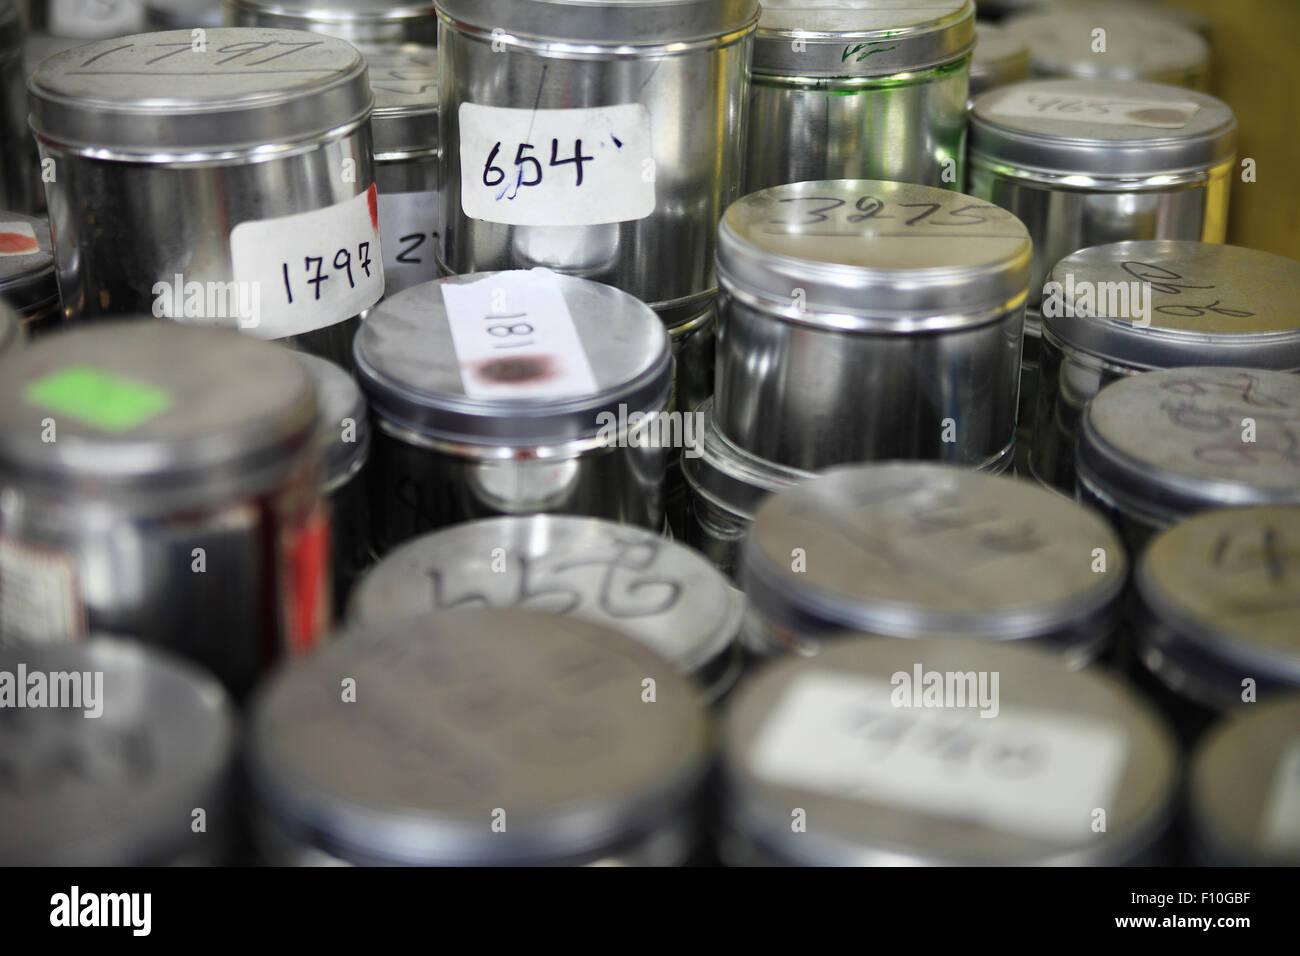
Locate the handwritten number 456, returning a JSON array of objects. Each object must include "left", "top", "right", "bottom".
[{"left": 483, "top": 139, "right": 594, "bottom": 189}]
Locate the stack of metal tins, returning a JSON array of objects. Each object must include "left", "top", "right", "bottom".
[{"left": 0, "top": 211, "right": 58, "bottom": 334}]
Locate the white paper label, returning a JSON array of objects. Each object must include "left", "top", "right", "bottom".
[
  {"left": 0, "top": 539, "right": 84, "bottom": 643},
  {"left": 377, "top": 190, "right": 440, "bottom": 296},
  {"left": 229, "top": 185, "right": 385, "bottom": 340},
  {"left": 1263, "top": 742, "right": 1300, "bottom": 851},
  {"left": 49, "top": 0, "right": 144, "bottom": 38},
  {"left": 0, "top": 222, "right": 39, "bottom": 258},
  {"left": 458, "top": 103, "right": 655, "bottom": 226},
  {"left": 439, "top": 269, "right": 598, "bottom": 400},
  {"left": 748, "top": 672, "right": 1128, "bottom": 842},
  {"left": 990, "top": 88, "right": 1201, "bottom": 129}
]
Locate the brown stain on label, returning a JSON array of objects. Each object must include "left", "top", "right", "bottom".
[{"left": 473, "top": 354, "right": 559, "bottom": 385}]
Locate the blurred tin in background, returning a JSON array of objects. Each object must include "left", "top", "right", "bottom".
[
  {"left": 27, "top": 0, "right": 145, "bottom": 38},
  {"left": 1032, "top": 242, "right": 1300, "bottom": 492},
  {"left": 0, "top": 297, "right": 23, "bottom": 353},
  {"left": 28, "top": 28, "right": 382, "bottom": 368},
  {"left": 0, "top": 322, "right": 329, "bottom": 697},
  {"left": 744, "top": 0, "right": 974, "bottom": 193},
  {"left": 1077, "top": 367, "right": 1300, "bottom": 554},
  {"left": 354, "top": 270, "right": 673, "bottom": 551},
  {"left": 224, "top": 0, "right": 436, "bottom": 44},
  {"left": 247, "top": 609, "right": 711, "bottom": 865},
  {"left": 715, "top": 180, "right": 1030, "bottom": 473},
  {"left": 1, "top": 0, "right": 37, "bottom": 214},
  {"left": 717, "top": 636, "right": 1178, "bottom": 865},
  {"left": 0, "top": 210, "right": 59, "bottom": 334},
  {"left": 145, "top": 0, "right": 222, "bottom": 30},
  {"left": 348, "top": 515, "right": 745, "bottom": 701},
  {"left": 434, "top": 0, "right": 757, "bottom": 327},
  {"left": 968, "top": 20, "right": 1029, "bottom": 102},
  {"left": 0, "top": 638, "right": 236, "bottom": 865}
]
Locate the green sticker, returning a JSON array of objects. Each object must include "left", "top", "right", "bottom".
[{"left": 24, "top": 365, "right": 171, "bottom": 432}]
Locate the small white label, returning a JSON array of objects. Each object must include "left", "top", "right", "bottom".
[
  {"left": 439, "top": 269, "right": 598, "bottom": 400},
  {"left": 50, "top": 0, "right": 143, "bottom": 38},
  {"left": 0, "top": 222, "right": 39, "bottom": 258},
  {"left": 377, "top": 190, "right": 440, "bottom": 296},
  {"left": 1263, "top": 742, "right": 1300, "bottom": 851},
  {"left": 748, "top": 672, "right": 1127, "bottom": 842},
  {"left": 990, "top": 88, "right": 1201, "bottom": 129},
  {"left": 229, "top": 186, "right": 384, "bottom": 339},
  {"left": 458, "top": 103, "right": 655, "bottom": 226},
  {"left": 0, "top": 539, "right": 84, "bottom": 643}
]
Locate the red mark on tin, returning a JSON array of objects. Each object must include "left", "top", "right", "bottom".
[
  {"left": 0, "top": 232, "right": 38, "bottom": 254},
  {"left": 473, "top": 354, "right": 558, "bottom": 385},
  {"left": 366, "top": 183, "right": 379, "bottom": 232}
]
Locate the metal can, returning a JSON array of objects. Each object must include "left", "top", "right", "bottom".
[
  {"left": 1, "top": 0, "right": 37, "bottom": 215},
  {"left": 741, "top": 463, "right": 1126, "bottom": 666},
  {"left": 0, "top": 321, "right": 330, "bottom": 697},
  {"left": 0, "top": 210, "right": 58, "bottom": 334},
  {"left": 715, "top": 180, "right": 1030, "bottom": 472},
  {"left": 744, "top": 1, "right": 974, "bottom": 194},
  {"left": 0, "top": 636, "right": 236, "bottom": 865},
  {"left": 717, "top": 635, "right": 1178, "bottom": 865},
  {"left": 1189, "top": 697, "right": 1300, "bottom": 866},
  {"left": 1032, "top": 241, "right": 1300, "bottom": 492},
  {"left": 434, "top": 0, "right": 758, "bottom": 325},
  {"left": 355, "top": 270, "right": 674, "bottom": 551},
  {"left": 28, "top": 28, "right": 382, "bottom": 368},
  {"left": 224, "top": 0, "right": 436, "bottom": 45},
  {"left": 1002, "top": 6, "right": 1210, "bottom": 88},
  {"left": 247, "top": 607, "right": 711, "bottom": 865},
  {"left": 1077, "top": 368, "right": 1300, "bottom": 554},
  {"left": 348, "top": 514, "right": 745, "bottom": 702},
  {"left": 968, "top": 21, "right": 1028, "bottom": 101},
  {"left": 145, "top": 0, "right": 223, "bottom": 30}
]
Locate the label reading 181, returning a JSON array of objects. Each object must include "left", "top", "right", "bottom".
[{"left": 458, "top": 103, "right": 655, "bottom": 226}]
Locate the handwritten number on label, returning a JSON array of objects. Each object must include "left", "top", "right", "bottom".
[
  {"left": 279, "top": 243, "right": 373, "bottom": 304},
  {"left": 481, "top": 139, "right": 594, "bottom": 192}
]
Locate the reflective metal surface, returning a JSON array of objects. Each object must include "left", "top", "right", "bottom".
[
  {"left": 0, "top": 209, "right": 58, "bottom": 334},
  {"left": 225, "top": 0, "right": 437, "bottom": 44}
]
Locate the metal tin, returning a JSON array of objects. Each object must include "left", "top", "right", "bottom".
[
  {"left": 434, "top": 0, "right": 758, "bottom": 326},
  {"left": 0, "top": 636, "right": 236, "bottom": 865},
  {"left": 1032, "top": 242, "right": 1300, "bottom": 492},
  {"left": 717, "top": 635, "right": 1178, "bottom": 865},
  {"left": 1, "top": 0, "right": 37, "bottom": 215},
  {"left": 146, "top": 0, "right": 223, "bottom": 29},
  {"left": 667, "top": 301, "right": 715, "bottom": 421},
  {"left": 224, "top": 0, "right": 436, "bottom": 44},
  {"left": 715, "top": 179, "right": 1030, "bottom": 472},
  {"left": 28, "top": 28, "right": 381, "bottom": 368},
  {"left": 1189, "top": 697, "right": 1300, "bottom": 866},
  {"left": 1077, "top": 368, "right": 1300, "bottom": 554},
  {"left": 348, "top": 514, "right": 745, "bottom": 701},
  {"left": 355, "top": 271, "right": 674, "bottom": 551},
  {"left": 0, "top": 210, "right": 58, "bottom": 334},
  {"left": 744, "top": 1, "right": 974, "bottom": 193},
  {"left": 741, "top": 462, "right": 1126, "bottom": 665},
  {"left": 0, "top": 321, "right": 329, "bottom": 697},
  {"left": 247, "top": 607, "right": 711, "bottom": 865},
  {"left": 969, "top": 21, "right": 1028, "bottom": 100}
]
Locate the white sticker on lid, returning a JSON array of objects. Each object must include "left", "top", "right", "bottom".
[
  {"left": 748, "top": 672, "right": 1128, "bottom": 842},
  {"left": 49, "top": 0, "right": 144, "bottom": 39},
  {"left": 0, "top": 222, "right": 39, "bottom": 258},
  {"left": 458, "top": 103, "right": 655, "bottom": 226},
  {"left": 989, "top": 88, "right": 1201, "bottom": 129},
  {"left": 229, "top": 186, "right": 385, "bottom": 340},
  {"left": 1262, "top": 742, "right": 1300, "bottom": 851},
  {"left": 440, "top": 269, "right": 598, "bottom": 400},
  {"left": 0, "top": 539, "right": 85, "bottom": 643},
  {"left": 377, "top": 190, "right": 440, "bottom": 296}
]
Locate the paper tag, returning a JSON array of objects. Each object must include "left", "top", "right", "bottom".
[
  {"left": 1263, "top": 742, "right": 1300, "bottom": 851},
  {"left": 990, "top": 88, "right": 1200, "bottom": 129},
  {"left": 377, "top": 191, "right": 440, "bottom": 296},
  {"left": 0, "top": 539, "right": 85, "bottom": 643},
  {"left": 0, "top": 222, "right": 40, "bottom": 258},
  {"left": 439, "top": 269, "right": 598, "bottom": 400},
  {"left": 229, "top": 186, "right": 385, "bottom": 340},
  {"left": 748, "top": 672, "right": 1127, "bottom": 842},
  {"left": 49, "top": 0, "right": 143, "bottom": 38},
  {"left": 458, "top": 103, "right": 655, "bottom": 226}
]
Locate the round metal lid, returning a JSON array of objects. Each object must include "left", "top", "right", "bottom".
[
  {"left": 1190, "top": 698, "right": 1300, "bottom": 865},
  {"left": 354, "top": 271, "right": 673, "bottom": 447},
  {"left": 227, "top": 0, "right": 438, "bottom": 44},
  {"left": 742, "top": 462, "right": 1126, "bottom": 642},
  {"left": 717, "top": 180, "right": 1031, "bottom": 327},
  {"left": 247, "top": 608, "right": 710, "bottom": 865},
  {"left": 434, "top": 0, "right": 759, "bottom": 46},
  {"left": 0, "top": 212, "right": 57, "bottom": 316},
  {"left": 359, "top": 43, "right": 437, "bottom": 155},
  {"left": 719, "top": 636, "right": 1177, "bottom": 865},
  {"left": 28, "top": 28, "right": 372, "bottom": 154},
  {"left": 1078, "top": 368, "right": 1300, "bottom": 520},
  {"left": 144, "top": 0, "right": 225, "bottom": 30},
  {"left": 1044, "top": 242, "right": 1300, "bottom": 371},
  {"left": 752, "top": 0, "right": 974, "bottom": 77},
  {"left": 970, "top": 21, "right": 1029, "bottom": 97},
  {"left": 293, "top": 352, "right": 369, "bottom": 490},
  {"left": 0, "top": 321, "right": 318, "bottom": 488},
  {"left": 970, "top": 79, "right": 1236, "bottom": 178},
  {"left": 0, "top": 637, "right": 236, "bottom": 866}
]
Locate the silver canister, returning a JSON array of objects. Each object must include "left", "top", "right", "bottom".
[
  {"left": 1, "top": 1, "right": 37, "bottom": 215},
  {"left": 145, "top": 0, "right": 223, "bottom": 30},
  {"left": 717, "top": 636, "right": 1178, "bottom": 865},
  {"left": 1032, "top": 242, "right": 1300, "bottom": 492},
  {"left": 741, "top": 463, "right": 1127, "bottom": 665},
  {"left": 434, "top": 0, "right": 758, "bottom": 325},
  {"left": 355, "top": 270, "right": 674, "bottom": 551},
  {"left": 0, "top": 210, "right": 59, "bottom": 334},
  {"left": 0, "top": 637, "right": 236, "bottom": 865},
  {"left": 715, "top": 179, "right": 1031, "bottom": 473},
  {"left": 362, "top": 42, "right": 439, "bottom": 296},
  {"left": 348, "top": 514, "right": 745, "bottom": 701},
  {"left": 969, "top": 21, "right": 1029, "bottom": 101},
  {"left": 744, "top": 1, "right": 974, "bottom": 193},
  {"left": 1077, "top": 367, "right": 1300, "bottom": 554},
  {"left": 1189, "top": 698, "right": 1300, "bottom": 866},
  {"left": 29, "top": 28, "right": 382, "bottom": 368},
  {"left": 248, "top": 608, "right": 711, "bottom": 865},
  {"left": 0, "top": 321, "right": 330, "bottom": 697},
  {"left": 224, "top": 0, "right": 436, "bottom": 44}
]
